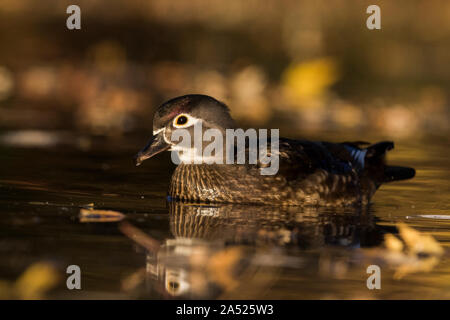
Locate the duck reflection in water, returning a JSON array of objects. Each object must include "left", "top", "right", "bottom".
[{"left": 121, "top": 202, "right": 391, "bottom": 299}]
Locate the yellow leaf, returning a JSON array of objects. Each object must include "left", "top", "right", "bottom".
[
  {"left": 282, "top": 57, "right": 339, "bottom": 103},
  {"left": 397, "top": 223, "right": 444, "bottom": 256},
  {"left": 14, "top": 262, "right": 59, "bottom": 299},
  {"left": 384, "top": 233, "right": 404, "bottom": 252}
]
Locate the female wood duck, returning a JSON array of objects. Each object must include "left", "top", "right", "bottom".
[{"left": 135, "top": 94, "right": 415, "bottom": 206}]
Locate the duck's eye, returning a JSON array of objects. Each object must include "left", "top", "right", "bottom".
[
  {"left": 174, "top": 115, "right": 188, "bottom": 126},
  {"left": 177, "top": 116, "right": 187, "bottom": 125}
]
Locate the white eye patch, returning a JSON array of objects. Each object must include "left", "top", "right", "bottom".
[{"left": 172, "top": 114, "right": 200, "bottom": 128}]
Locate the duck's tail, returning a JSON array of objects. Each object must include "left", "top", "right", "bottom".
[
  {"left": 383, "top": 165, "right": 416, "bottom": 182},
  {"left": 343, "top": 141, "right": 415, "bottom": 183},
  {"left": 364, "top": 141, "right": 415, "bottom": 183}
]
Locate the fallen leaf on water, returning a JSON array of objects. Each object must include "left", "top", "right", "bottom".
[
  {"left": 397, "top": 222, "right": 444, "bottom": 256},
  {"left": 365, "top": 223, "right": 444, "bottom": 279},
  {"left": 13, "top": 262, "right": 60, "bottom": 299},
  {"left": 79, "top": 208, "right": 125, "bottom": 222},
  {"left": 384, "top": 233, "right": 404, "bottom": 252}
]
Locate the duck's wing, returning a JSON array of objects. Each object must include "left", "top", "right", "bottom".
[
  {"left": 266, "top": 138, "right": 355, "bottom": 180},
  {"left": 325, "top": 140, "right": 415, "bottom": 183},
  {"left": 255, "top": 137, "right": 414, "bottom": 183}
]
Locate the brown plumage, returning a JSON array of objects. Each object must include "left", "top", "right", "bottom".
[{"left": 136, "top": 94, "right": 416, "bottom": 206}]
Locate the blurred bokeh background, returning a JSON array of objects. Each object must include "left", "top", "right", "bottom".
[
  {"left": 0, "top": 0, "right": 449, "bottom": 138},
  {"left": 1, "top": 1, "right": 450, "bottom": 300}
]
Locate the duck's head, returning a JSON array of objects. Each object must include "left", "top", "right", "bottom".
[{"left": 134, "top": 94, "right": 235, "bottom": 166}]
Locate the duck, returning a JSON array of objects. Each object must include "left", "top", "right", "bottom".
[{"left": 135, "top": 94, "right": 415, "bottom": 206}]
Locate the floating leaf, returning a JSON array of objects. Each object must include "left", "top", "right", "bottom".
[
  {"left": 364, "top": 223, "right": 444, "bottom": 280},
  {"left": 397, "top": 222, "right": 444, "bottom": 256},
  {"left": 79, "top": 208, "right": 125, "bottom": 222},
  {"left": 14, "top": 262, "right": 60, "bottom": 299},
  {"left": 384, "top": 233, "right": 404, "bottom": 252}
]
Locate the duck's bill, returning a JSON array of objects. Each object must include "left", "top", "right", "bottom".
[{"left": 134, "top": 133, "right": 170, "bottom": 166}]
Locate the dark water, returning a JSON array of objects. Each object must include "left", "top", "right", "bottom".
[{"left": 0, "top": 130, "right": 449, "bottom": 299}]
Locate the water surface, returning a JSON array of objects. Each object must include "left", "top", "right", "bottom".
[{"left": 0, "top": 130, "right": 449, "bottom": 299}]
